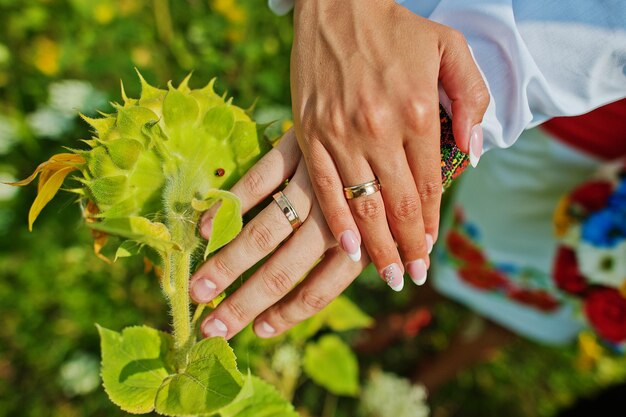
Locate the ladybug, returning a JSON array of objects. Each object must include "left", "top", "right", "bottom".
[{"left": 215, "top": 168, "right": 225, "bottom": 177}]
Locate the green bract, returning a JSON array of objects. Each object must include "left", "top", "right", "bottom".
[{"left": 9, "top": 74, "right": 303, "bottom": 416}]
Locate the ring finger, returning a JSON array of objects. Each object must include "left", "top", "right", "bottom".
[
  {"left": 336, "top": 153, "right": 405, "bottom": 292},
  {"left": 200, "top": 204, "right": 334, "bottom": 339},
  {"left": 190, "top": 161, "right": 313, "bottom": 304}
]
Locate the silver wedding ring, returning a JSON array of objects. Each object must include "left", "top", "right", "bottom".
[
  {"left": 343, "top": 179, "right": 381, "bottom": 200},
  {"left": 273, "top": 191, "right": 302, "bottom": 231}
]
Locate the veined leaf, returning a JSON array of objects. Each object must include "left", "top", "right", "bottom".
[
  {"left": 192, "top": 190, "right": 242, "bottom": 258},
  {"left": 217, "top": 375, "right": 298, "bottom": 417},
  {"left": 155, "top": 337, "right": 243, "bottom": 416},
  {"left": 303, "top": 335, "right": 359, "bottom": 397},
  {"left": 98, "top": 325, "right": 174, "bottom": 414},
  {"left": 88, "top": 216, "right": 181, "bottom": 252}
]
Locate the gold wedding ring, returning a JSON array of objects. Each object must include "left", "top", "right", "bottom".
[
  {"left": 343, "top": 179, "right": 381, "bottom": 199},
  {"left": 273, "top": 191, "right": 302, "bottom": 231}
]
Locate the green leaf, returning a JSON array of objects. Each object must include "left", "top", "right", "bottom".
[
  {"left": 203, "top": 105, "right": 235, "bottom": 141},
  {"left": 192, "top": 190, "right": 242, "bottom": 258},
  {"left": 97, "top": 325, "right": 174, "bottom": 414},
  {"left": 217, "top": 375, "right": 298, "bottom": 417},
  {"left": 303, "top": 335, "right": 359, "bottom": 397},
  {"left": 115, "top": 240, "right": 140, "bottom": 260},
  {"left": 105, "top": 138, "right": 144, "bottom": 170},
  {"left": 163, "top": 87, "right": 200, "bottom": 129},
  {"left": 324, "top": 296, "right": 374, "bottom": 332},
  {"left": 88, "top": 216, "right": 180, "bottom": 252},
  {"left": 155, "top": 337, "right": 243, "bottom": 416}
]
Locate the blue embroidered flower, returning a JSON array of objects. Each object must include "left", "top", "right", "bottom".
[{"left": 582, "top": 209, "right": 626, "bottom": 248}]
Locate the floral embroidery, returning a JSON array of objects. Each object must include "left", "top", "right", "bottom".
[
  {"left": 444, "top": 208, "right": 561, "bottom": 312},
  {"left": 551, "top": 161, "right": 626, "bottom": 348}
]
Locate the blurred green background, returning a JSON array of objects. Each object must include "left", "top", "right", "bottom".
[{"left": 1, "top": 1, "right": 625, "bottom": 416}]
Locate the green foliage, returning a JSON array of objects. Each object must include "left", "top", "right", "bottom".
[
  {"left": 98, "top": 325, "right": 174, "bottom": 414},
  {"left": 216, "top": 376, "right": 299, "bottom": 417},
  {"left": 303, "top": 335, "right": 360, "bottom": 397}
]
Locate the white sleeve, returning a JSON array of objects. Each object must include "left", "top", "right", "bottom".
[{"left": 418, "top": 0, "right": 626, "bottom": 152}]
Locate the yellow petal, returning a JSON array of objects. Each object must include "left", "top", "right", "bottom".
[
  {"left": 28, "top": 166, "right": 77, "bottom": 231},
  {"left": 5, "top": 153, "right": 85, "bottom": 187}
]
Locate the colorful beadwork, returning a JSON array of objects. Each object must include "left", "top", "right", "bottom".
[{"left": 439, "top": 105, "right": 469, "bottom": 190}]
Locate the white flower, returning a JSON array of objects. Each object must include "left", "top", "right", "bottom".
[
  {"left": 58, "top": 352, "right": 100, "bottom": 397},
  {"left": 48, "top": 80, "right": 106, "bottom": 116},
  {"left": 360, "top": 370, "right": 429, "bottom": 417},
  {"left": 578, "top": 241, "right": 626, "bottom": 289},
  {"left": 271, "top": 344, "right": 302, "bottom": 379},
  {"left": 0, "top": 114, "right": 18, "bottom": 155},
  {"left": 26, "top": 107, "right": 73, "bottom": 139}
]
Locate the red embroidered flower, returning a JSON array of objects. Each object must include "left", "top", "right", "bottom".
[
  {"left": 458, "top": 265, "right": 508, "bottom": 290},
  {"left": 569, "top": 181, "right": 613, "bottom": 213},
  {"left": 584, "top": 287, "right": 626, "bottom": 344},
  {"left": 507, "top": 288, "right": 560, "bottom": 312},
  {"left": 552, "top": 246, "right": 588, "bottom": 295},
  {"left": 446, "top": 230, "right": 487, "bottom": 266}
]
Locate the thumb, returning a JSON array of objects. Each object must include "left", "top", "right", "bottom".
[{"left": 439, "top": 30, "right": 490, "bottom": 166}]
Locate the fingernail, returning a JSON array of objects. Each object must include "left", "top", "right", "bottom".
[
  {"left": 381, "top": 263, "right": 404, "bottom": 292},
  {"left": 407, "top": 259, "right": 428, "bottom": 286},
  {"left": 425, "top": 233, "right": 434, "bottom": 255},
  {"left": 257, "top": 321, "right": 276, "bottom": 338},
  {"left": 190, "top": 278, "right": 218, "bottom": 302},
  {"left": 202, "top": 317, "right": 228, "bottom": 338},
  {"left": 340, "top": 230, "right": 361, "bottom": 262},
  {"left": 469, "top": 124, "right": 483, "bottom": 168},
  {"left": 201, "top": 217, "right": 213, "bottom": 239}
]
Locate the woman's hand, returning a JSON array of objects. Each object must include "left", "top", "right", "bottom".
[
  {"left": 291, "top": 0, "right": 489, "bottom": 285},
  {"left": 191, "top": 130, "right": 372, "bottom": 339}
]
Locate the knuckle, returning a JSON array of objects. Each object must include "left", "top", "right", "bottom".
[
  {"left": 389, "top": 194, "right": 421, "bottom": 223},
  {"left": 261, "top": 266, "right": 295, "bottom": 297},
  {"left": 223, "top": 299, "right": 248, "bottom": 324},
  {"left": 300, "top": 288, "right": 331, "bottom": 312},
  {"left": 353, "top": 198, "right": 384, "bottom": 222},
  {"left": 245, "top": 221, "right": 275, "bottom": 253},
  {"left": 212, "top": 256, "right": 235, "bottom": 280},
  {"left": 404, "top": 97, "right": 436, "bottom": 133},
  {"left": 313, "top": 173, "right": 339, "bottom": 192},
  {"left": 367, "top": 245, "right": 398, "bottom": 265},
  {"left": 354, "top": 98, "right": 389, "bottom": 138},
  {"left": 242, "top": 166, "right": 267, "bottom": 198},
  {"left": 447, "top": 28, "right": 467, "bottom": 45},
  {"left": 417, "top": 179, "right": 443, "bottom": 202},
  {"left": 472, "top": 85, "right": 490, "bottom": 113}
]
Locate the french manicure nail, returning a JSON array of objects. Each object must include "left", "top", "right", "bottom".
[
  {"left": 257, "top": 321, "right": 276, "bottom": 338},
  {"left": 340, "top": 230, "right": 361, "bottom": 262},
  {"left": 469, "top": 124, "right": 483, "bottom": 168},
  {"left": 203, "top": 318, "right": 228, "bottom": 338},
  {"left": 381, "top": 263, "right": 404, "bottom": 292},
  {"left": 407, "top": 259, "right": 428, "bottom": 286},
  {"left": 425, "top": 233, "right": 434, "bottom": 255},
  {"left": 190, "top": 278, "right": 217, "bottom": 302}
]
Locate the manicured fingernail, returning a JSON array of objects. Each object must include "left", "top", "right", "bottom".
[
  {"left": 340, "top": 230, "right": 361, "bottom": 262},
  {"left": 202, "top": 318, "right": 228, "bottom": 338},
  {"left": 190, "top": 278, "right": 218, "bottom": 302},
  {"left": 425, "top": 234, "right": 434, "bottom": 255},
  {"left": 381, "top": 263, "right": 404, "bottom": 292},
  {"left": 257, "top": 321, "right": 276, "bottom": 338},
  {"left": 469, "top": 124, "right": 483, "bottom": 168},
  {"left": 407, "top": 259, "right": 428, "bottom": 286}
]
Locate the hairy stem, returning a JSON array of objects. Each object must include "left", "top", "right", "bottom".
[{"left": 169, "top": 249, "right": 193, "bottom": 367}]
